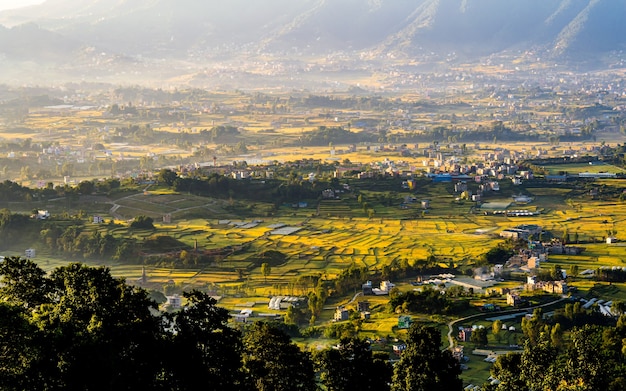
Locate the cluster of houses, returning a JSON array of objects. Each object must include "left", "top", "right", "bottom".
[
  {"left": 268, "top": 296, "right": 306, "bottom": 310},
  {"left": 525, "top": 276, "right": 568, "bottom": 294},
  {"left": 499, "top": 224, "right": 543, "bottom": 241},
  {"left": 334, "top": 300, "right": 373, "bottom": 321},
  {"left": 362, "top": 280, "right": 396, "bottom": 296}
]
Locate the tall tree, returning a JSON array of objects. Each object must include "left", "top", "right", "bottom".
[
  {"left": 0, "top": 256, "right": 50, "bottom": 308},
  {"left": 520, "top": 331, "right": 560, "bottom": 391},
  {"left": 492, "top": 320, "right": 503, "bottom": 343},
  {"left": 391, "top": 324, "right": 462, "bottom": 391},
  {"left": 488, "top": 353, "right": 526, "bottom": 391},
  {"left": 162, "top": 290, "right": 246, "bottom": 390},
  {"left": 560, "top": 325, "right": 609, "bottom": 390},
  {"left": 243, "top": 321, "right": 316, "bottom": 391},
  {"left": 315, "top": 336, "right": 392, "bottom": 391},
  {"left": 38, "top": 263, "right": 164, "bottom": 390},
  {"left": 0, "top": 303, "right": 41, "bottom": 391},
  {"left": 261, "top": 262, "right": 271, "bottom": 283},
  {"left": 157, "top": 168, "right": 178, "bottom": 186},
  {"left": 471, "top": 327, "right": 488, "bottom": 347}
]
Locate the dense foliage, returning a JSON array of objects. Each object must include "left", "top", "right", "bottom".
[
  {"left": 314, "top": 336, "right": 393, "bottom": 391},
  {"left": 0, "top": 257, "right": 314, "bottom": 390},
  {"left": 485, "top": 306, "right": 626, "bottom": 391},
  {"left": 391, "top": 324, "right": 463, "bottom": 391},
  {"left": 389, "top": 286, "right": 470, "bottom": 315}
]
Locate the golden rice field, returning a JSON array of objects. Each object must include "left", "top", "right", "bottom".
[{"left": 19, "top": 173, "right": 626, "bottom": 301}]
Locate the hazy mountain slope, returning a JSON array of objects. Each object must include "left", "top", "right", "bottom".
[
  {"left": 0, "top": 0, "right": 624, "bottom": 63},
  {"left": 0, "top": 23, "right": 84, "bottom": 62},
  {"left": 554, "top": 0, "right": 626, "bottom": 56},
  {"left": 261, "top": 0, "right": 420, "bottom": 51}
]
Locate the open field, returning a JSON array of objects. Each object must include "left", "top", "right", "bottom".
[
  {"left": 542, "top": 161, "right": 625, "bottom": 175},
  {"left": 8, "top": 171, "right": 624, "bottom": 290}
]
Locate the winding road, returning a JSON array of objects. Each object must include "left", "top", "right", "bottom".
[{"left": 446, "top": 296, "right": 569, "bottom": 350}]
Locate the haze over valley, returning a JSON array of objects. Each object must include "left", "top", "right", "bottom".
[{"left": 0, "top": 0, "right": 625, "bottom": 88}]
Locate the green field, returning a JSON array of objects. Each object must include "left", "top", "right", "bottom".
[{"left": 542, "top": 162, "right": 625, "bottom": 175}]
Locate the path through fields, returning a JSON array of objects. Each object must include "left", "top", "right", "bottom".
[{"left": 107, "top": 186, "right": 226, "bottom": 220}]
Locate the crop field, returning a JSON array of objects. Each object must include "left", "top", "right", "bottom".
[
  {"left": 7, "top": 165, "right": 622, "bottom": 310},
  {"left": 18, "top": 179, "right": 626, "bottom": 300},
  {"left": 542, "top": 162, "right": 625, "bottom": 175}
]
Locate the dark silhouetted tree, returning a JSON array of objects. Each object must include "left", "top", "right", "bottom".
[{"left": 390, "top": 324, "right": 462, "bottom": 391}]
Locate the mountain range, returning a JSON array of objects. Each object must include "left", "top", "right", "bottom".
[{"left": 0, "top": 0, "right": 624, "bottom": 84}]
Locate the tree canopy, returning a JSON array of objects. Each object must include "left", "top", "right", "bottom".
[
  {"left": 0, "top": 258, "right": 244, "bottom": 390},
  {"left": 391, "top": 324, "right": 462, "bottom": 391},
  {"left": 315, "top": 336, "right": 392, "bottom": 391}
]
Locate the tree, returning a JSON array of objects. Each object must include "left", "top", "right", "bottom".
[
  {"left": 76, "top": 180, "right": 95, "bottom": 195},
  {"left": 483, "top": 246, "right": 512, "bottom": 264},
  {"left": 612, "top": 301, "right": 626, "bottom": 316},
  {"left": 163, "top": 290, "right": 246, "bottom": 390},
  {"left": 284, "top": 304, "right": 308, "bottom": 326},
  {"left": 471, "top": 327, "right": 488, "bottom": 347},
  {"left": 521, "top": 308, "right": 544, "bottom": 346},
  {"left": 315, "top": 336, "right": 392, "bottom": 391},
  {"left": 180, "top": 249, "right": 193, "bottom": 266},
  {"left": 489, "top": 353, "right": 526, "bottom": 391},
  {"left": 550, "top": 323, "right": 563, "bottom": 349},
  {"left": 261, "top": 262, "right": 271, "bottom": 283},
  {"left": 559, "top": 325, "right": 609, "bottom": 390},
  {"left": 520, "top": 332, "right": 559, "bottom": 391},
  {"left": 130, "top": 215, "right": 154, "bottom": 229},
  {"left": 0, "top": 256, "right": 50, "bottom": 308},
  {"left": 551, "top": 264, "right": 564, "bottom": 280},
  {"left": 44, "top": 264, "right": 165, "bottom": 390},
  {"left": 157, "top": 168, "right": 178, "bottom": 186},
  {"left": 570, "top": 264, "right": 579, "bottom": 278},
  {"left": 0, "top": 303, "right": 41, "bottom": 390},
  {"left": 391, "top": 324, "right": 462, "bottom": 391},
  {"left": 243, "top": 321, "right": 316, "bottom": 391},
  {"left": 492, "top": 320, "right": 503, "bottom": 343}
]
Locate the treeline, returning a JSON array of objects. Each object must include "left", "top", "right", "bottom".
[
  {"left": 295, "top": 122, "right": 596, "bottom": 147},
  {"left": 606, "top": 143, "right": 626, "bottom": 168},
  {"left": 522, "top": 155, "right": 599, "bottom": 168},
  {"left": 597, "top": 267, "right": 626, "bottom": 282},
  {"left": 0, "top": 179, "right": 121, "bottom": 203},
  {"left": 39, "top": 223, "right": 128, "bottom": 260},
  {"left": 163, "top": 170, "right": 326, "bottom": 205},
  {"left": 0, "top": 257, "right": 463, "bottom": 391},
  {"left": 36, "top": 218, "right": 238, "bottom": 267},
  {"left": 107, "top": 124, "right": 243, "bottom": 147},
  {"left": 297, "top": 95, "right": 396, "bottom": 110},
  {"left": 389, "top": 286, "right": 470, "bottom": 315},
  {"left": 0, "top": 208, "right": 34, "bottom": 243},
  {"left": 298, "top": 126, "right": 376, "bottom": 146}
]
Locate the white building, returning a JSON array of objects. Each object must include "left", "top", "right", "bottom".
[
  {"left": 380, "top": 281, "right": 395, "bottom": 293},
  {"left": 165, "top": 294, "right": 182, "bottom": 309}
]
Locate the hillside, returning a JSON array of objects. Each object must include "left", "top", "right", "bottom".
[{"left": 0, "top": 0, "right": 624, "bottom": 85}]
